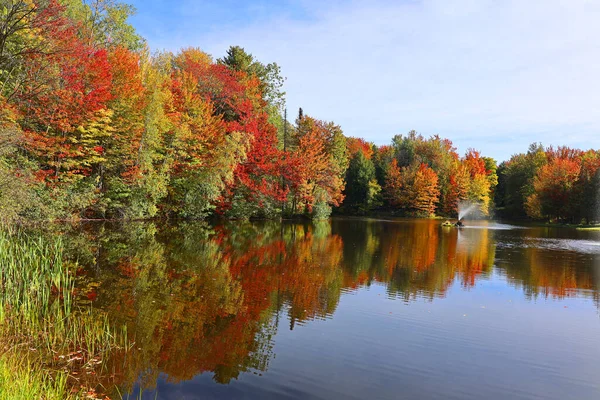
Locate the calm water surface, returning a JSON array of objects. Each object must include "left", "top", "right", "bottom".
[{"left": 63, "top": 218, "right": 600, "bottom": 399}]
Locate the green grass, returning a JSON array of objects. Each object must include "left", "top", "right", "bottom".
[
  {"left": 576, "top": 226, "right": 600, "bottom": 231},
  {"left": 0, "top": 356, "right": 69, "bottom": 400},
  {"left": 0, "top": 229, "right": 130, "bottom": 398}
]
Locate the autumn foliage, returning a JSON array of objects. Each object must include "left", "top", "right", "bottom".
[
  {"left": 493, "top": 144, "right": 600, "bottom": 223},
  {"left": 0, "top": 1, "right": 350, "bottom": 221},
  {"left": 377, "top": 133, "right": 496, "bottom": 217},
  {"left": 4, "top": 0, "right": 594, "bottom": 224}
]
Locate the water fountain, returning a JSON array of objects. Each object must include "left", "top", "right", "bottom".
[
  {"left": 442, "top": 201, "right": 481, "bottom": 228},
  {"left": 458, "top": 201, "right": 480, "bottom": 221}
]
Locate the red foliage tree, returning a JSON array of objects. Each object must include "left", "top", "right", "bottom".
[
  {"left": 463, "top": 149, "right": 487, "bottom": 178},
  {"left": 346, "top": 137, "right": 373, "bottom": 159},
  {"left": 17, "top": 3, "right": 114, "bottom": 181}
]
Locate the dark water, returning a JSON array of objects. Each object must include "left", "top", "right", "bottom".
[{"left": 63, "top": 218, "right": 600, "bottom": 400}]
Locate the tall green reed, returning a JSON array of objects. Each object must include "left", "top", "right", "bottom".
[{"left": 0, "top": 229, "right": 130, "bottom": 398}]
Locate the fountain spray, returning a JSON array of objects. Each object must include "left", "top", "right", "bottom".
[{"left": 457, "top": 200, "right": 481, "bottom": 221}]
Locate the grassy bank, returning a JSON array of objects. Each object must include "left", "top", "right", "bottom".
[{"left": 0, "top": 229, "right": 129, "bottom": 399}]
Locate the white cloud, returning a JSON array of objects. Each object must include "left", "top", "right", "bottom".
[{"left": 143, "top": 0, "right": 600, "bottom": 161}]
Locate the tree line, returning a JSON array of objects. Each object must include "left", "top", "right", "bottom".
[
  {"left": 340, "top": 133, "right": 498, "bottom": 218},
  {"left": 496, "top": 144, "right": 600, "bottom": 223},
  {"left": 0, "top": 0, "right": 598, "bottom": 224}
]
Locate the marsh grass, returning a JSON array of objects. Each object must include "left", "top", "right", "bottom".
[
  {"left": 0, "top": 356, "right": 68, "bottom": 400},
  {"left": 0, "top": 229, "right": 130, "bottom": 398}
]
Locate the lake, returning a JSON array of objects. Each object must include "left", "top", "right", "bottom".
[{"left": 61, "top": 218, "right": 600, "bottom": 399}]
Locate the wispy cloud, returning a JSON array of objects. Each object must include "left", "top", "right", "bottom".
[{"left": 130, "top": 0, "right": 600, "bottom": 161}]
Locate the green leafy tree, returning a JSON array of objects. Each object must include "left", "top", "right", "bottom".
[
  {"left": 391, "top": 131, "right": 417, "bottom": 167},
  {"left": 496, "top": 143, "right": 547, "bottom": 218},
  {"left": 60, "top": 0, "right": 144, "bottom": 50},
  {"left": 218, "top": 45, "right": 286, "bottom": 119},
  {"left": 575, "top": 151, "right": 600, "bottom": 223},
  {"left": 344, "top": 151, "right": 380, "bottom": 213}
]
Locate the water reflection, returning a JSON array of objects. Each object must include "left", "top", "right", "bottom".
[
  {"left": 51, "top": 219, "right": 600, "bottom": 397},
  {"left": 337, "top": 220, "right": 496, "bottom": 300}
]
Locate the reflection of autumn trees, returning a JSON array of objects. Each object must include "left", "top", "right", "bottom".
[
  {"left": 52, "top": 220, "right": 600, "bottom": 396},
  {"left": 61, "top": 221, "right": 344, "bottom": 393},
  {"left": 279, "top": 224, "right": 344, "bottom": 327},
  {"left": 333, "top": 221, "right": 598, "bottom": 304},
  {"left": 496, "top": 233, "right": 598, "bottom": 300},
  {"left": 334, "top": 220, "right": 496, "bottom": 300},
  {"left": 445, "top": 227, "right": 496, "bottom": 287}
]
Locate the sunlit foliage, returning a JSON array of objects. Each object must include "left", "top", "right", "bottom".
[{"left": 497, "top": 144, "right": 600, "bottom": 223}]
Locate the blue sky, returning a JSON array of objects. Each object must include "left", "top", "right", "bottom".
[{"left": 127, "top": 0, "right": 600, "bottom": 162}]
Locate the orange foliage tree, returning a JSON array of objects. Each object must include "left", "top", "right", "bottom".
[
  {"left": 287, "top": 115, "right": 348, "bottom": 217},
  {"left": 444, "top": 162, "right": 470, "bottom": 216},
  {"left": 411, "top": 163, "right": 440, "bottom": 216},
  {"left": 384, "top": 159, "right": 403, "bottom": 207},
  {"left": 526, "top": 156, "right": 582, "bottom": 221}
]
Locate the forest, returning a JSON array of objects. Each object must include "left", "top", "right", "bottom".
[{"left": 0, "top": 0, "right": 598, "bottom": 224}]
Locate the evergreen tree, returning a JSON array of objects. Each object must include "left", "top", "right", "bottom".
[{"left": 344, "top": 151, "right": 380, "bottom": 213}]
